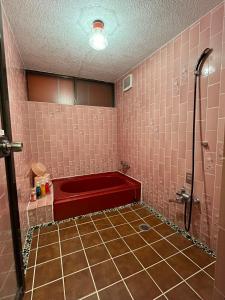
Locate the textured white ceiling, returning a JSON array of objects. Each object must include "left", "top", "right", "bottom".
[{"left": 2, "top": 0, "right": 223, "bottom": 82}]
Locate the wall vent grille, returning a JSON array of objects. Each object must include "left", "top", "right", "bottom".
[{"left": 123, "top": 74, "right": 133, "bottom": 92}]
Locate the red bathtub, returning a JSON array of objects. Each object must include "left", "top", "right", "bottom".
[{"left": 53, "top": 172, "right": 141, "bottom": 221}]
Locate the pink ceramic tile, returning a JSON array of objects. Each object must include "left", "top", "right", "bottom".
[
  {"left": 200, "top": 13, "right": 210, "bottom": 32},
  {"left": 189, "top": 23, "right": 200, "bottom": 49},
  {"left": 206, "top": 108, "right": 219, "bottom": 131},
  {"left": 211, "top": 4, "right": 224, "bottom": 36},
  {"left": 208, "top": 83, "right": 220, "bottom": 108}
]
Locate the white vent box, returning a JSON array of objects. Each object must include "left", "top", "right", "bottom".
[{"left": 123, "top": 74, "right": 133, "bottom": 92}]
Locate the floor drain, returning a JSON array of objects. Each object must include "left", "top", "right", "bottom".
[{"left": 139, "top": 224, "right": 151, "bottom": 231}]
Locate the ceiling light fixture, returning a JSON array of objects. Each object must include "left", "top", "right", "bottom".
[{"left": 89, "top": 20, "right": 108, "bottom": 51}]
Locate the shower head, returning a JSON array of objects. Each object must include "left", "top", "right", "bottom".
[{"left": 194, "top": 48, "right": 213, "bottom": 76}]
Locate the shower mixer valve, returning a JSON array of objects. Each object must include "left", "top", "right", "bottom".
[{"left": 169, "top": 187, "right": 199, "bottom": 204}]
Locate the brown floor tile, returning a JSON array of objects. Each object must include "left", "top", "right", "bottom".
[
  {"left": 34, "top": 258, "right": 62, "bottom": 288},
  {"left": 130, "top": 219, "right": 146, "bottom": 232},
  {"left": 94, "top": 218, "right": 112, "bottom": 230},
  {"left": 91, "top": 260, "right": 121, "bottom": 290},
  {"left": 114, "top": 252, "right": 142, "bottom": 277},
  {"left": 76, "top": 216, "right": 92, "bottom": 224},
  {"left": 119, "top": 207, "right": 133, "bottom": 214},
  {"left": 99, "top": 227, "right": 120, "bottom": 242},
  {"left": 30, "top": 236, "right": 38, "bottom": 249},
  {"left": 156, "top": 296, "right": 167, "bottom": 300},
  {"left": 183, "top": 245, "right": 215, "bottom": 268},
  {"left": 147, "top": 261, "right": 182, "bottom": 292},
  {"left": 59, "top": 226, "right": 78, "bottom": 241},
  {"left": 134, "top": 245, "right": 162, "bottom": 268},
  {"left": 85, "top": 244, "right": 110, "bottom": 265},
  {"left": 91, "top": 213, "right": 106, "bottom": 221},
  {"left": 166, "top": 253, "right": 200, "bottom": 279},
  {"left": 166, "top": 233, "right": 193, "bottom": 250},
  {"left": 151, "top": 239, "right": 178, "bottom": 258},
  {"left": 154, "top": 223, "right": 175, "bottom": 237},
  {"left": 33, "top": 279, "right": 64, "bottom": 300},
  {"left": 83, "top": 293, "right": 98, "bottom": 300},
  {"left": 125, "top": 270, "right": 161, "bottom": 299},
  {"left": 105, "top": 210, "right": 120, "bottom": 217},
  {"left": 139, "top": 229, "right": 162, "bottom": 244},
  {"left": 135, "top": 207, "right": 152, "bottom": 218},
  {"left": 23, "top": 292, "right": 32, "bottom": 300},
  {"left": 166, "top": 282, "right": 201, "bottom": 300},
  {"left": 38, "top": 231, "right": 59, "bottom": 247},
  {"left": 187, "top": 271, "right": 214, "bottom": 300},
  {"left": 25, "top": 267, "right": 34, "bottom": 291},
  {"left": 204, "top": 262, "right": 216, "bottom": 278},
  {"left": 81, "top": 232, "right": 102, "bottom": 248},
  {"left": 77, "top": 222, "right": 96, "bottom": 235},
  {"left": 58, "top": 220, "right": 75, "bottom": 229},
  {"left": 109, "top": 214, "right": 127, "bottom": 226},
  {"left": 27, "top": 250, "right": 36, "bottom": 268},
  {"left": 61, "top": 237, "right": 82, "bottom": 255},
  {"left": 115, "top": 223, "right": 136, "bottom": 237},
  {"left": 143, "top": 215, "right": 162, "bottom": 227},
  {"left": 39, "top": 224, "right": 58, "bottom": 234},
  {"left": 123, "top": 233, "right": 146, "bottom": 250},
  {"left": 105, "top": 238, "right": 130, "bottom": 257},
  {"left": 64, "top": 269, "right": 95, "bottom": 299},
  {"left": 32, "top": 228, "right": 39, "bottom": 237},
  {"left": 99, "top": 281, "right": 132, "bottom": 300},
  {"left": 63, "top": 250, "right": 88, "bottom": 275},
  {"left": 122, "top": 211, "right": 140, "bottom": 222},
  {"left": 36, "top": 243, "right": 60, "bottom": 264},
  {"left": 131, "top": 204, "right": 143, "bottom": 211}
]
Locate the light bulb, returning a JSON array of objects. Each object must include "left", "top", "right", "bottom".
[
  {"left": 89, "top": 29, "right": 108, "bottom": 50},
  {"left": 89, "top": 20, "right": 108, "bottom": 51}
]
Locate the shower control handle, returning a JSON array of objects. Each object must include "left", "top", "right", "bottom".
[{"left": 0, "top": 136, "right": 23, "bottom": 158}]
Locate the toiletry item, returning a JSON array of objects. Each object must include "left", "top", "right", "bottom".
[
  {"left": 32, "top": 162, "right": 47, "bottom": 176},
  {"left": 45, "top": 180, "right": 50, "bottom": 194},
  {"left": 36, "top": 182, "right": 41, "bottom": 199},
  {"left": 30, "top": 188, "right": 37, "bottom": 202},
  {"left": 44, "top": 173, "right": 52, "bottom": 186},
  {"left": 41, "top": 180, "right": 46, "bottom": 197},
  {"left": 34, "top": 176, "right": 42, "bottom": 187}
]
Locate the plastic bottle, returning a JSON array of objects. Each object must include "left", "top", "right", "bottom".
[
  {"left": 41, "top": 180, "right": 46, "bottom": 197},
  {"left": 45, "top": 180, "right": 50, "bottom": 194},
  {"left": 30, "top": 188, "right": 37, "bottom": 202},
  {"left": 36, "top": 182, "right": 41, "bottom": 199}
]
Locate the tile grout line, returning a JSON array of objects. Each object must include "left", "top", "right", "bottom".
[
  {"left": 127, "top": 205, "right": 215, "bottom": 279},
  {"left": 30, "top": 228, "right": 40, "bottom": 299},
  {"left": 25, "top": 204, "right": 216, "bottom": 298},
  {"left": 58, "top": 224, "right": 67, "bottom": 300},
  {"left": 116, "top": 209, "right": 205, "bottom": 299},
  {"left": 105, "top": 213, "right": 167, "bottom": 299},
  {"left": 90, "top": 218, "right": 135, "bottom": 300},
  {"left": 24, "top": 202, "right": 215, "bottom": 271},
  {"left": 26, "top": 233, "right": 208, "bottom": 279},
  {"left": 76, "top": 222, "right": 100, "bottom": 300},
  {"left": 27, "top": 209, "right": 215, "bottom": 281},
  {"left": 164, "top": 230, "right": 216, "bottom": 280},
  {"left": 128, "top": 206, "right": 214, "bottom": 298}
]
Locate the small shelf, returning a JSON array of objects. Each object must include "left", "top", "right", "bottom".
[{"left": 27, "top": 187, "right": 53, "bottom": 227}]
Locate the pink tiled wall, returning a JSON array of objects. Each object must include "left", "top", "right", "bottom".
[
  {"left": 2, "top": 9, "right": 31, "bottom": 243},
  {"left": 28, "top": 102, "right": 118, "bottom": 178},
  {"left": 116, "top": 2, "right": 225, "bottom": 250},
  {"left": 214, "top": 135, "right": 225, "bottom": 299}
]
